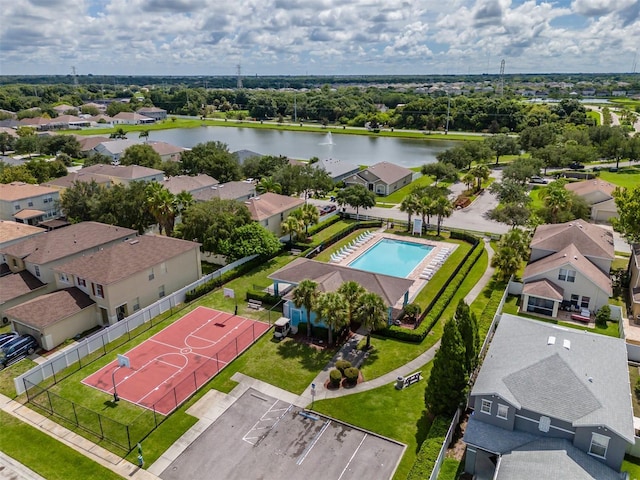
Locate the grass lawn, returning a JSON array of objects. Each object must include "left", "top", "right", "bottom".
[
  {"left": 438, "top": 457, "right": 464, "bottom": 480},
  {"left": 629, "top": 365, "right": 640, "bottom": 417},
  {"left": 0, "top": 411, "right": 123, "bottom": 480},
  {"left": 502, "top": 296, "right": 620, "bottom": 337},
  {"left": 378, "top": 174, "right": 437, "bottom": 205},
  {"left": 623, "top": 455, "right": 640, "bottom": 480},
  {"left": 0, "top": 358, "right": 39, "bottom": 398},
  {"left": 312, "top": 363, "right": 434, "bottom": 480},
  {"left": 528, "top": 185, "right": 547, "bottom": 210},
  {"left": 599, "top": 169, "right": 640, "bottom": 189},
  {"left": 586, "top": 110, "right": 601, "bottom": 125}
]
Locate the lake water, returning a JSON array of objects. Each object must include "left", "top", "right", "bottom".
[{"left": 141, "top": 126, "right": 457, "bottom": 168}]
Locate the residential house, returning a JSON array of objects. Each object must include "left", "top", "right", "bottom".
[
  {"left": 0, "top": 222, "right": 136, "bottom": 322},
  {"left": 18, "top": 117, "right": 52, "bottom": 131},
  {"left": 464, "top": 314, "right": 634, "bottom": 479},
  {"left": 52, "top": 104, "right": 77, "bottom": 115},
  {"left": 148, "top": 141, "right": 187, "bottom": 162},
  {"left": 192, "top": 181, "right": 256, "bottom": 203},
  {"left": 0, "top": 221, "right": 45, "bottom": 273},
  {"left": 630, "top": 244, "right": 640, "bottom": 320},
  {"left": 81, "top": 102, "right": 106, "bottom": 113},
  {"left": 112, "top": 112, "right": 154, "bottom": 125},
  {"left": 233, "top": 149, "right": 263, "bottom": 165},
  {"left": 79, "top": 164, "right": 164, "bottom": 185},
  {"left": 74, "top": 135, "right": 113, "bottom": 155},
  {"left": 42, "top": 171, "right": 113, "bottom": 192},
  {"left": 47, "top": 115, "right": 90, "bottom": 129},
  {"left": 0, "top": 182, "right": 60, "bottom": 224},
  {"left": 52, "top": 235, "right": 201, "bottom": 326},
  {"left": 343, "top": 161, "right": 413, "bottom": 195},
  {"left": 313, "top": 158, "right": 360, "bottom": 182},
  {"left": 268, "top": 257, "right": 413, "bottom": 328},
  {"left": 243, "top": 192, "right": 304, "bottom": 237},
  {"left": 86, "top": 114, "right": 115, "bottom": 126},
  {"left": 0, "top": 126, "right": 19, "bottom": 139},
  {"left": 521, "top": 221, "right": 614, "bottom": 317},
  {"left": 565, "top": 180, "right": 618, "bottom": 223},
  {"left": 136, "top": 107, "right": 167, "bottom": 121},
  {"left": 161, "top": 174, "right": 219, "bottom": 195},
  {"left": 92, "top": 139, "right": 138, "bottom": 163}
]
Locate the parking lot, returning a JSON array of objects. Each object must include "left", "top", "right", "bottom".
[{"left": 160, "top": 387, "right": 405, "bottom": 480}]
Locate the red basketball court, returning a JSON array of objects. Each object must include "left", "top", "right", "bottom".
[{"left": 82, "top": 307, "right": 270, "bottom": 415}]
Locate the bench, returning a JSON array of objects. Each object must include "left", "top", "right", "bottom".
[
  {"left": 291, "top": 249, "right": 302, "bottom": 255},
  {"left": 247, "top": 299, "right": 262, "bottom": 310}
]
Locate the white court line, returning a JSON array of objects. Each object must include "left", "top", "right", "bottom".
[
  {"left": 337, "top": 433, "right": 367, "bottom": 480},
  {"left": 296, "top": 420, "right": 331, "bottom": 466},
  {"left": 185, "top": 317, "right": 250, "bottom": 350}
]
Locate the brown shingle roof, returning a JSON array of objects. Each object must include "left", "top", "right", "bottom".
[
  {"left": 244, "top": 192, "right": 304, "bottom": 221},
  {"left": 13, "top": 209, "right": 45, "bottom": 220},
  {"left": 524, "top": 244, "right": 612, "bottom": 296},
  {"left": 0, "top": 271, "right": 46, "bottom": 303},
  {"left": 530, "top": 221, "right": 614, "bottom": 261},
  {"left": 565, "top": 180, "right": 616, "bottom": 198},
  {"left": 80, "top": 164, "right": 163, "bottom": 180},
  {"left": 522, "top": 278, "right": 564, "bottom": 300},
  {"left": 193, "top": 181, "right": 255, "bottom": 201},
  {"left": 54, "top": 235, "right": 200, "bottom": 285},
  {"left": 0, "top": 222, "right": 136, "bottom": 265},
  {"left": 0, "top": 220, "right": 45, "bottom": 244},
  {"left": 161, "top": 174, "right": 218, "bottom": 195},
  {"left": 149, "top": 141, "right": 185, "bottom": 157},
  {"left": 42, "top": 171, "right": 112, "bottom": 189},
  {"left": 0, "top": 182, "right": 58, "bottom": 201},
  {"left": 5, "top": 288, "right": 94, "bottom": 329},
  {"left": 364, "top": 161, "right": 413, "bottom": 184},
  {"left": 74, "top": 135, "right": 113, "bottom": 151},
  {"left": 269, "top": 257, "right": 413, "bottom": 306}
]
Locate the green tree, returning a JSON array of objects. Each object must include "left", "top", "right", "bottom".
[
  {"left": 595, "top": 305, "right": 611, "bottom": 328},
  {"left": 180, "top": 141, "right": 241, "bottom": 182},
  {"left": 0, "top": 164, "right": 37, "bottom": 184},
  {"left": 120, "top": 144, "right": 162, "bottom": 169},
  {"left": 146, "top": 182, "right": 177, "bottom": 235},
  {"left": 421, "top": 162, "right": 458, "bottom": 184},
  {"left": 281, "top": 210, "right": 305, "bottom": 244},
  {"left": 399, "top": 194, "right": 420, "bottom": 231},
  {"left": 612, "top": 185, "right": 640, "bottom": 243},
  {"left": 293, "top": 280, "right": 319, "bottom": 338},
  {"left": 15, "top": 133, "right": 39, "bottom": 158},
  {"left": 109, "top": 127, "right": 127, "bottom": 139},
  {"left": 502, "top": 157, "right": 543, "bottom": 185},
  {"left": 300, "top": 203, "right": 319, "bottom": 235},
  {"left": 455, "top": 300, "right": 480, "bottom": 375},
  {"left": 488, "top": 203, "right": 532, "bottom": 229},
  {"left": 242, "top": 154, "right": 289, "bottom": 180},
  {"left": 0, "top": 132, "right": 15, "bottom": 155},
  {"left": 337, "top": 281, "right": 366, "bottom": 330},
  {"left": 256, "top": 176, "right": 282, "bottom": 194},
  {"left": 469, "top": 163, "right": 490, "bottom": 191},
  {"left": 489, "top": 178, "right": 531, "bottom": 206},
  {"left": 222, "top": 222, "right": 281, "bottom": 261},
  {"left": 491, "top": 245, "right": 523, "bottom": 282},
  {"left": 139, "top": 129, "right": 150, "bottom": 143},
  {"left": 424, "top": 319, "right": 468, "bottom": 416},
  {"left": 59, "top": 180, "right": 103, "bottom": 223},
  {"left": 314, "top": 291, "right": 349, "bottom": 345},
  {"left": 433, "top": 195, "right": 453, "bottom": 236},
  {"left": 540, "top": 180, "right": 573, "bottom": 224},
  {"left": 335, "top": 184, "right": 376, "bottom": 219},
  {"left": 354, "top": 292, "right": 388, "bottom": 350},
  {"left": 484, "top": 134, "right": 520, "bottom": 165}
]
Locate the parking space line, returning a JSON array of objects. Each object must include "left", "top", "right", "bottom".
[
  {"left": 242, "top": 401, "right": 292, "bottom": 445},
  {"left": 296, "top": 420, "right": 331, "bottom": 466},
  {"left": 337, "top": 433, "right": 367, "bottom": 480}
]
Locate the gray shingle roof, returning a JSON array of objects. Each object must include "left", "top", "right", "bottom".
[
  {"left": 471, "top": 314, "right": 634, "bottom": 443},
  {"left": 530, "top": 221, "right": 614, "bottom": 261}
]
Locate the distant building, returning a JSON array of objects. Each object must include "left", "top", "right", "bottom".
[
  {"left": 136, "top": 107, "right": 167, "bottom": 121},
  {"left": 0, "top": 182, "right": 60, "bottom": 225}
]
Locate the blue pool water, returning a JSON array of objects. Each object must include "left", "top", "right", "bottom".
[{"left": 348, "top": 239, "right": 433, "bottom": 277}]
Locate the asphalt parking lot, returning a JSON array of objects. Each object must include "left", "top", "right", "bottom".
[{"left": 160, "top": 387, "right": 405, "bottom": 480}]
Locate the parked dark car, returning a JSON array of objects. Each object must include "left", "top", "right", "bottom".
[
  {"left": 530, "top": 176, "right": 548, "bottom": 184},
  {"left": 0, "top": 332, "right": 18, "bottom": 349},
  {"left": 569, "top": 162, "right": 585, "bottom": 170},
  {"left": 0, "top": 334, "right": 38, "bottom": 369}
]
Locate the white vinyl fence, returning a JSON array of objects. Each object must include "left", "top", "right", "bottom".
[{"left": 14, "top": 254, "right": 257, "bottom": 395}]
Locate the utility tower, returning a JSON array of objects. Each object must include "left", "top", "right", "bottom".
[
  {"left": 499, "top": 59, "right": 505, "bottom": 97},
  {"left": 236, "top": 64, "right": 243, "bottom": 89},
  {"left": 72, "top": 66, "right": 78, "bottom": 88}
]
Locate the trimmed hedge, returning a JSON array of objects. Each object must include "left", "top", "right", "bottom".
[
  {"left": 294, "top": 219, "right": 383, "bottom": 257},
  {"left": 380, "top": 242, "right": 485, "bottom": 342},
  {"left": 307, "top": 215, "right": 341, "bottom": 236},
  {"left": 407, "top": 416, "right": 452, "bottom": 480},
  {"left": 335, "top": 360, "right": 352, "bottom": 375},
  {"left": 478, "top": 284, "right": 506, "bottom": 337},
  {"left": 245, "top": 290, "right": 281, "bottom": 306},
  {"left": 185, "top": 256, "right": 267, "bottom": 302},
  {"left": 329, "top": 369, "right": 342, "bottom": 387},
  {"left": 343, "top": 367, "right": 360, "bottom": 385},
  {"left": 449, "top": 230, "right": 480, "bottom": 245}
]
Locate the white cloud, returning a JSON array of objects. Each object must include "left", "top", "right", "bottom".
[{"left": 0, "top": 0, "right": 638, "bottom": 75}]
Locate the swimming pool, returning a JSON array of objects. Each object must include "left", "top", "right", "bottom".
[{"left": 348, "top": 238, "right": 433, "bottom": 277}]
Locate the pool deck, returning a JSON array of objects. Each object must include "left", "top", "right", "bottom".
[{"left": 330, "top": 231, "right": 458, "bottom": 309}]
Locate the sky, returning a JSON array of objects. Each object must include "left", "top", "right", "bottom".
[{"left": 1, "top": 0, "right": 639, "bottom": 76}]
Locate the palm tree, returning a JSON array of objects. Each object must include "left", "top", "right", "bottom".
[
  {"left": 399, "top": 194, "right": 420, "bottom": 231},
  {"left": 300, "top": 203, "right": 319, "bottom": 236},
  {"left": 461, "top": 171, "right": 475, "bottom": 191},
  {"left": 314, "top": 291, "right": 348, "bottom": 345},
  {"left": 110, "top": 127, "right": 127, "bottom": 139},
  {"left": 540, "top": 183, "right": 572, "bottom": 223},
  {"left": 139, "top": 129, "right": 150, "bottom": 143},
  {"left": 491, "top": 246, "right": 522, "bottom": 282},
  {"left": 433, "top": 196, "right": 453, "bottom": 236},
  {"left": 146, "top": 182, "right": 177, "bottom": 236},
  {"left": 292, "top": 280, "right": 318, "bottom": 338},
  {"left": 417, "top": 195, "right": 436, "bottom": 229},
  {"left": 469, "top": 163, "right": 490, "bottom": 191},
  {"left": 337, "top": 281, "right": 366, "bottom": 330},
  {"left": 256, "top": 176, "right": 282, "bottom": 194},
  {"left": 355, "top": 292, "right": 388, "bottom": 350},
  {"left": 281, "top": 212, "right": 305, "bottom": 245}
]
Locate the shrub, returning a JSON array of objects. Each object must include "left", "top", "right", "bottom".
[
  {"left": 404, "top": 303, "right": 422, "bottom": 322},
  {"left": 245, "top": 291, "right": 280, "bottom": 306},
  {"left": 343, "top": 367, "right": 360, "bottom": 385},
  {"left": 335, "top": 360, "right": 352, "bottom": 375},
  {"left": 407, "top": 416, "right": 452, "bottom": 480},
  {"left": 596, "top": 305, "right": 611, "bottom": 328},
  {"left": 329, "top": 369, "right": 342, "bottom": 388}
]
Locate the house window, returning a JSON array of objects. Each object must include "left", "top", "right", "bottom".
[
  {"left": 12, "top": 259, "right": 17, "bottom": 267},
  {"left": 497, "top": 404, "right": 509, "bottom": 419},
  {"left": 93, "top": 283, "right": 104, "bottom": 298},
  {"left": 28, "top": 201, "right": 34, "bottom": 207},
  {"left": 133, "top": 297, "right": 140, "bottom": 311},
  {"left": 265, "top": 218, "right": 269, "bottom": 226},
  {"left": 539, "top": 415, "right": 551, "bottom": 432},
  {"left": 59, "top": 272, "right": 70, "bottom": 283},
  {"left": 158, "top": 285, "right": 165, "bottom": 298},
  {"left": 589, "top": 433, "right": 609, "bottom": 458},
  {"left": 280, "top": 213, "right": 284, "bottom": 221},
  {"left": 558, "top": 268, "right": 576, "bottom": 282},
  {"left": 570, "top": 294, "right": 580, "bottom": 307},
  {"left": 14, "top": 204, "right": 20, "bottom": 211},
  {"left": 34, "top": 265, "right": 40, "bottom": 277},
  {"left": 581, "top": 296, "right": 591, "bottom": 309},
  {"left": 480, "top": 399, "right": 492, "bottom": 415},
  {"left": 77, "top": 277, "right": 86, "bottom": 287},
  {"left": 149, "top": 268, "right": 155, "bottom": 281},
  {"left": 161, "top": 262, "right": 167, "bottom": 274}
]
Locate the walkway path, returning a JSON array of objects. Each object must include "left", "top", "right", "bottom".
[{"left": 297, "top": 238, "right": 495, "bottom": 406}]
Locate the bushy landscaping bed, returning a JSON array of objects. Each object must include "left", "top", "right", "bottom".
[{"left": 406, "top": 416, "right": 452, "bottom": 480}]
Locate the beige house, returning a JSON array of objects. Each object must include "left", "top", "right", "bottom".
[
  {"left": 521, "top": 221, "right": 614, "bottom": 318},
  {"left": 148, "top": 141, "right": 186, "bottom": 162},
  {"left": 79, "top": 164, "right": 164, "bottom": 185},
  {"left": 0, "top": 182, "right": 60, "bottom": 224},
  {"left": 630, "top": 244, "right": 640, "bottom": 320},
  {"left": 42, "top": 171, "right": 113, "bottom": 192},
  {"left": 161, "top": 174, "right": 219, "bottom": 195},
  {"left": 5, "top": 288, "right": 96, "bottom": 350},
  {"left": 0, "top": 220, "right": 45, "bottom": 277},
  {"left": 193, "top": 181, "right": 256, "bottom": 202},
  {"left": 244, "top": 192, "right": 304, "bottom": 237},
  {"left": 0, "top": 222, "right": 136, "bottom": 320},
  {"left": 565, "top": 180, "right": 618, "bottom": 223},
  {"left": 136, "top": 107, "right": 167, "bottom": 121},
  {"left": 53, "top": 234, "right": 201, "bottom": 325},
  {"left": 343, "top": 161, "right": 413, "bottom": 195}
]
